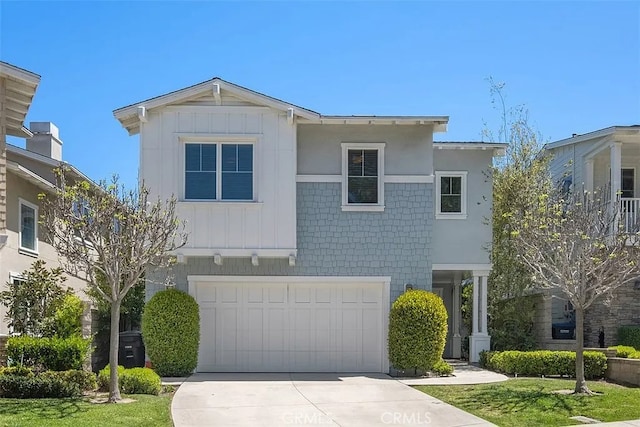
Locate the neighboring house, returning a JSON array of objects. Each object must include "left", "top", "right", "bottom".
[
  {"left": 0, "top": 61, "right": 91, "bottom": 336},
  {"left": 542, "top": 125, "right": 640, "bottom": 348},
  {"left": 114, "top": 78, "right": 505, "bottom": 371}
]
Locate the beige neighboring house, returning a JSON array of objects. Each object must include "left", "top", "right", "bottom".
[{"left": 0, "top": 62, "right": 90, "bottom": 336}]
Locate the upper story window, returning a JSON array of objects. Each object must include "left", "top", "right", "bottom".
[
  {"left": 341, "top": 143, "right": 385, "bottom": 212},
  {"left": 436, "top": 171, "right": 467, "bottom": 219},
  {"left": 185, "top": 143, "right": 254, "bottom": 201},
  {"left": 19, "top": 199, "right": 38, "bottom": 254}
]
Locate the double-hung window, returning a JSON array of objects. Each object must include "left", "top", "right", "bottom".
[
  {"left": 341, "top": 143, "right": 385, "bottom": 211},
  {"left": 19, "top": 199, "right": 38, "bottom": 254},
  {"left": 185, "top": 143, "right": 254, "bottom": 201},
  {"left": 436, "top": 171, "right": 467, "bottom": 219}
]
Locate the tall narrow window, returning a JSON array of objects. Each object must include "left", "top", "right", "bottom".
[
  {"left": 222, "top": 144, "right": 253, "bottom": 200},
  {"left": 185, "top": 143, "right": 217, "bottom": 200},
  {"left": 622, "top": 168, "right": 635, "bottom": 199},
  {"left": 436, "top": 172, "right": 467, "bottom": 219},
  {"left": 341, "top": 143, "right": 385, "bottom": 211},
  {"left": 19, "top": 199, "right": 38, "bottom": 253}
]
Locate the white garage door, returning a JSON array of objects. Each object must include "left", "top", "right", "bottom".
[{"left": 190, "top": 276, "right": 389, "bottom": 373}]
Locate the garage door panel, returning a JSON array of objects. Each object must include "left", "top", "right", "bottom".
[{"left": 196, "top": 280, "right": 385, "bottom": 373}]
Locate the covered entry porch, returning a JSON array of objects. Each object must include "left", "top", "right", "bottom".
[{"left": 432, "top": 264, "right": 491, "bottom": 363}]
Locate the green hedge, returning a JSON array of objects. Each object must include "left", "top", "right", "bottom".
[
  {"left": 617, "top": 326, "right": 640, "bottom": 350},
  {"left": 98, "top": 365, "right": 161, "bottom": 395},
  {"left": 142, "top": 289, "right": 200, "bottom": 376},
  {"left": 609, "top": 345, "right": 637, "bottom": 358},
  {"left": 388, "top": 290, "right": 448, "bottom": 372},
  {"left": 480, "top": 350, "right": 607, "bottom": 379},
  {"left": 0, "top": 374, "right": 80, "bottom": 398},
  {"left": 7, "top": 336, "right": 91, "bottom": 371}
]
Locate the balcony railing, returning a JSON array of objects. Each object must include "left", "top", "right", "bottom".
[{"left": 621, "top": 198, "right": 640, "bottom": 233}]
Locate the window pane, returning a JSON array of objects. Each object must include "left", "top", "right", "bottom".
[
  {"left": 441, "top": 195, "right": 461, "bottom": 213},
  {"left": 441, "top": 176, "right": 451, "bottom": 195},
  {"left": 622, "top": 169, "right": 634, "bottom": 198},
  {"left": 348, "top": 150, "right": 363, "bottom": 176},
  {"left": 363, "top": 150, "right": 378, "bottom": 177},
  {"left": 237, "top": 145, "right": 253, "bottom": 172},
  {"left": 201, "top": 145, "right": 217, "bottom": 172},
  {"left": 185, "top": 144, "right": 201, "bottom": 171},
  {"left": 222, "top": 144, "right": 237, "bottom": 172},
  {"left": 348, "top": 177, "right": 378, "bottom": 204},
  {"left": 451, "top": 176, "right": 462, "bottom": 194},
  {"left": 222, "top": 172, "right": 253, "bottom": 200},
  {"left": 185, "top": 172, "right": 216, "bottom": 199},
  {"left": 21, "top": 205, "right": 35, "bottom": 250}
]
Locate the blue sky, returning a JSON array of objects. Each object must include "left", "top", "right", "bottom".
[{"left": 2, "top": 1, "right": 639, "bottom": 189}]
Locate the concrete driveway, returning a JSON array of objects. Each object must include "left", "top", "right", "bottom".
[{"left": 171, "top": 373, "right": 495, "bottom": 427}]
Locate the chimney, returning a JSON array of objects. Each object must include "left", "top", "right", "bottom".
[{"left": 26, "top": 122, "right": 62, "bottom": 161}]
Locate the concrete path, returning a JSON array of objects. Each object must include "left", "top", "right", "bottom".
[
  {"left": 398, "top": 362, "right": 509, "bottom": 386},
  {"left": 171, "top": 373, "right": 496, "bottom": 427},
  {"left": 575, "top": 422, "right": 640, "bottom": 427}
]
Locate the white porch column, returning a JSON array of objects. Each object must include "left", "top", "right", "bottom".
[
  {"left": 451, "top": 271, "right": 462, "bottom": 359},
  {"left": 469, "top": 271, "right": 491, "bottom": 363},
  {"left": 611, "top": 142, "right": 622, "bottom": 205},
  {"left": 584, "top": 159, "right": 594, "bottom": 195}
]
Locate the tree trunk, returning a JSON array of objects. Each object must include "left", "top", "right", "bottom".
[
  {"left": 574, "top": 307, "right": 591, "bottom": 394},
  {"left": 108, "top": 302, "right": 122, "bottom": 402}
]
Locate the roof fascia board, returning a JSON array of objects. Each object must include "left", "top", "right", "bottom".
[
  {"left": 546, "top": 127, "right": 618, "bottom": 150},
  {"left": 114, "top": 78, "right": 321, "bottom": 123},
  {"left": 434, "top": 142, "right": 508, "bottom": 149},
  {"left": 0, "top": 62, "right": 41, "bottom": 86},
  {"left": 7, "top": 144, "right": 94, "bottom": 184},
  {"left": 6, "top": 161, "right": 56, "bottom": 192}
]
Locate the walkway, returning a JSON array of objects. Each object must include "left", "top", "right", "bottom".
[{"left": 397, "top": 361, "right": 509, "bottom": 386}]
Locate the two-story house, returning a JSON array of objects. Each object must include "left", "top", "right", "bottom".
[
  {"left": 542, "top": 125, "right": 640, "bottom": 349},
  {"left": 114, "top": 78, "right": 504, "bottom": 371},
  {"left": 0, "top": 62, "right": 91, "bottom": 337}
]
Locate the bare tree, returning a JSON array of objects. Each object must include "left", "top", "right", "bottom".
[
  {"left": 512, "top": 186, "right": 639, "bottom": 394},
  {"left": 41, "top": 169, "right": 187, "bottom": 402}
]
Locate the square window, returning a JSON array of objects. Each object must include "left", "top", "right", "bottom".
[
  {"left": 184, "top": 143, "right": 253, "bottom": 201},
  {"left": 342, "top": 143, "right": 385, "bottom": 211},
  {"left": 436, "top": 172, "right": 467, "bottom": 219}
]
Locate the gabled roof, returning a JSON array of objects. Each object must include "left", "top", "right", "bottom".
[
  {"left": 545, "top": 125, "right": 640, "bottom": 150},
  {"left": 0, "top": 61, "right": 41, "bottom": 138},
  {"left": 114, "top": 77, "right": 449, "bottom": 135},
  {"left": 7, "top": 143, "right": 93, "bottom": 185},
  {"left": 114, "top": 77, "right": 321, "bottom": 135}
]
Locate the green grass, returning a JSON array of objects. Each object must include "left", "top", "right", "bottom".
[
  {"left": 416, "top": 378, "right": 640, "bottom": 427},
  {"left": 0, "top": 394, "right": 173, "bottom": 427}
]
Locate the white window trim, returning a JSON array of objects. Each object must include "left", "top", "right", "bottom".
[
  {"left": 435, "top": 171, "right": 468, "bottom": 220},
  {"left": 179, "top": 135, "right": 258, "bottom": 203},
  {"left": 341, "top": 142, "right": 385, "bottom": 212},
  {"left": 18, "top": 198, "right": 39, "bottom": 256}
]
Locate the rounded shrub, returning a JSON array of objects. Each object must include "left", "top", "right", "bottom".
[
  {"left": 388, "top": 289, "right": 448, "bottom": 372},
  {"left": 97, "top": 365, "right": 160, "bottom": 395},
  {"left": 141, "top": 289, "right": 200, "bottom": 376}
]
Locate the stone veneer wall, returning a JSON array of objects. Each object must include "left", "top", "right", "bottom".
[
  {"left": 148, "top": 182, "right": 433, "bottom": 303},
  {"left": 584, "top": 281, "right": 640, "bottom": 347},
  {"left": 0, "top": 335, "right": 7, "bottom": 366}
]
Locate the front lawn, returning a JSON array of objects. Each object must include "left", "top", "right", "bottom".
[
  {"left": 0, "top": 394, "right": 172, "bottom": 427},
  {"left": 416, "top": 378, "right": 640, "bottom": 427}
]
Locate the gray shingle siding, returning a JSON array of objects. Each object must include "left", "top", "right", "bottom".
[{"left": 147, "top": 182, "right": 433, "bottom": 303}]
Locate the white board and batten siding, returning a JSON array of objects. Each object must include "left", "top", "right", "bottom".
[
  {"left": 188, "top": 276, "right": 391, "bottom": 373},
  {"left": 139, "top": 103, "right": 297, "bottom": 255}
]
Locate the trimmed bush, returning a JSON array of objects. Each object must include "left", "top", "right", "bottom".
[
  {"left": 55, "top": 370, "right": 97, "bottom": 391},
  {"left": 629, "top": 351, "right": 640, "bottom": 360},
  {"left": 479, "top": 350, "right": 607, "bottom": 379},
  {"left": 609, "top": 345, "right": 637, "bottom": 358},
  {"left": 0, "top": 366, "right": 34, "bottom": 377},
  {"left": 142, "top": 289, "right": 200, "bottom": 376},
  {"left": 7, "top": 335, "right": 91, "bottom": 371},
  {"left": 617, "top": 326, "right": 640, "bottom": 350},
  {"left": 97, "top": 365, "right": 160, "bottom": 395},
  {"left": 431, "top": 359, "right": 454, "bottom": 376},
  {"left": 0, "top": 374, "right": 80, "bottom": 398},
  {"left": 388, "top": 290, "right": 448, "bottom": 371}
]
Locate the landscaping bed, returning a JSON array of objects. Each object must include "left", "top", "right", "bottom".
[{"left": 416, "top": 378, "right": 640, "bottom": 427}]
